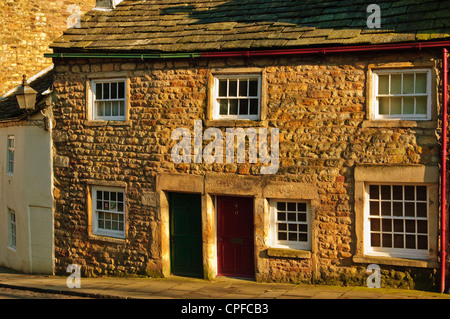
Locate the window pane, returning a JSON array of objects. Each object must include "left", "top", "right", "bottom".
[
  {"left": 405, "top": 220, "right": 415, "bottom": 233},
  {"left": 229, "top": 99, "right": 238, "bottom": 115},
  {"left": 118, "top": 81, "right": 125, "bottom": 99},
  {"left": 277, "top": 202, "right": 286, "bottom": 211},
  {"left": 370, "top": 218, "right": 380, "bottom": 231},
  {"left": 298, "top": 233, "right": 308, "bottom": 242},
  {"left": 390, "top": 74, "right": 401, "bottom": 94},
  {"left": 278, "top": 223, "right": 287, "bottom": 231},
  {"left": 298, "top": 213, "right": 307, "bottom": 222},
  {"left": 405, "top": 186, "right": 415, "bottom": 200},
  {"left": 382, "top": 233, "right": 392, "bottom": 248},
  {"left": 298, "top": 224, "right": 308, "bottom": 232},
  {"left": 229, "top": 80, "right": 237, "bottom": 97},
  {"left": 417, "top": 220, "right": 427, "bottom": 234},
  {"left": 416, "top": 203, "right": 427, "bottom": 218},
  {"left": 393, "top": 185, "right": 403, "bottom": 200},
  {"left": 288, "top": 233, "right": 297, "bottom": 241},
  {"left": 97, "top": 101, "right": 104, "bottom": 116},
  {"left": 391, "top": 97, "right": 401, "bottom": 114},
  {"left": 382, "top": 218, "right": 392, "bottom": 232},
  {"left": 287, "top": 213, "right": 296, "bottom": 221},
  {"left": 417, "top": 235, "right": 427, "bottom": 249},
  {"left": 403, "top": 97, "right": 414, "bottom": 114},
  {"left": 249, "top": 99, "right": 258, "bottom": 115},
  {"left": 219, "top": 99, "right": 228, "bottom": 115},
  {"left": 278, "top": 232, "right": 287, "bottom": 240},
  {"left": 370, "top": 201, "right": 379, "bottom": 216},
  {"left": 393, "top": 202, "right": 403, "bottom": 216},
  {"left": 112, "top": 101, "right": 119, "bottom": 116},
  {"left": 105, "top": 101, "right": 112, "bottom": 116},
  {"left": 298, "top": 203, "right": 307, "bottom": 211},
  {"left": 119, "top": 101, "right": 125, "bottom": 116},
  {"left": 371, "top": 233, "right": 381, "bottom": 247},
  {"left": 394, "top": 234, "right": 404, "bottom": 248},
  {"left": 278, "top": 212, "right": 286, "bottom": 221},
  {"left": 218, "top": 79, "right": 227, "bottom": 97},
  {"left": 405, "top": 202, "right": 415, "bottom": 217},
  {"left": 103, "top": 82, "right": 110, "bottom": 99},
  {"left": 381, "top": 202, "right": 391, "bottom": 216},
  {"left": 403, "top": 73, "right": 414, "bottom": 94},
  {"left": 378, "top": 74, "right": 389, "bottom": 94},
  {"left": 369, "top": 185, "right": 379, "bottom": 199},
  {"left": 405, "top": 235, "right": 415, "bottom": 249},
  {"left": 416, "top": 186, "right": 427, "bottom": 201},
  {"left": 238, "top": 99, "right": 249, "bottom": 115},
  {"left": 239, "top": 80, "right": 248, "bottom": 96},
  {"left": 415, "top": 73, "right": 427, "bottom": 93},
  {"left": 393, "top": 219, "right": 404, "bottom": 232},
  {"left": 96, "top": 83, "right": 103, "bottom": 100},
  {"left": 249, "top": 80, "right": 258, "bottom": 96},
  {"left": 287, "top": 202, "right": 296, "bottom": 211},
  {"left": 381, "top": 185, "right": 391, "bottom": 200},
  {"left": 378, "top": 97, "right": 389, "bottom": 115},
  {"left": 111, "top": 82, "right": 118, "bottom": 99},
  {"left": 416, "top": 96, "right": 427, "bottom": 115}
]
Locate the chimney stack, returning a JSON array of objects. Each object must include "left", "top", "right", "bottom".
[{"left": 95, "top": 0, "right": 123, "bottom": 10}]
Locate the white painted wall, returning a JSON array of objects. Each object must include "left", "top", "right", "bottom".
[{"left": 0, "top": 116, "right": 53, "bottom": 274}]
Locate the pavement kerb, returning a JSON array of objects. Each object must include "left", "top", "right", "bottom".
[
  {"left": 1, "top": 268, "right": 450, "bottom": 299},
  {"left": 0, "top": 282, "right": 131, "bottom": 299}
]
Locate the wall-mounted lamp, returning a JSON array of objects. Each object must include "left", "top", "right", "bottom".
[{"left": 15, "top": 74, "right": 37, "bottom": 110}]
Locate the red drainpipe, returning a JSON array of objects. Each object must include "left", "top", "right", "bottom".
[{"left": 442, "top": 48, "right": 448, "bottom": 294}]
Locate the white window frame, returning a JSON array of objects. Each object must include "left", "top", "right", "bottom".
[
  {"left": 7, "top": 135, "right": 14, "bottom": 175},
  {"left": 364, "top": 183, "right": 429, "bottom": 260},
  {"left": 92, "top": 186, "right": 126, "bottom": 239},
  {"left": 372, "top": 69, "right": 432, "bottom": 120},
  {"left": 91, "top": 78, "right": 127, "bottom": 121},
  {"left": 213, "top": 74, "right": 261, "bottom": 120},
  {"left": 270, "top": 199, "right": 311, "bottom": 251},
  {"left": 8, "top": 208, "right": 16, "bottom": 250}
]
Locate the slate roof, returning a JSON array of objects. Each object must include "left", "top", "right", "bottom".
[
  {"left": 0, "top": 67, "right": 54, "bottom": 121},
  {"left": 51, "top": 0, "right": 450, "bottom": 53}
]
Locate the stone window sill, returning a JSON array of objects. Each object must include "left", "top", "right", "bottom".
[
  {"left": 204, "top": 119, "right": 267, "bottom": 128},
  {"left": 267, "top": 247, "right": 311, "bottom": 259},
  {"left": 88, "top": 233, "right": 126, "bottom": 244},
  {"left": 85, "top": 120, "right": 131, "bottom": 127},
  {"left": 353, "top": 254, "right": 438, "bottom": 268},
  {"left": 362, "top": 120, "right": 436, "bottom": 129}
]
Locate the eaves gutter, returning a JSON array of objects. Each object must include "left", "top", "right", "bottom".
[{"left": 44, "top": 40, "right": 450, "bottom": 59}]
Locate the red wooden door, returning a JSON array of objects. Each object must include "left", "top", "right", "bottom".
[{"left": 217, "top": 196, "right": 255, "bottom": 278}]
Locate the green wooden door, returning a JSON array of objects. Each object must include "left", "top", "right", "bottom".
[{"left": 169, "top": 193, "right": 203, "bottom": 278}]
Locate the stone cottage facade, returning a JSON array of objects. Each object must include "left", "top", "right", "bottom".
[{"left": 47, "top": 0, "right": 450, "bottom": 291}]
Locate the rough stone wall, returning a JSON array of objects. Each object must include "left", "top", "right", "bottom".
[
  {"left": 51, "top": 50, "right": 445, "bottom": 289},
  {"left": 0, "top": 0, "right": 95, "bottom": 96}
]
